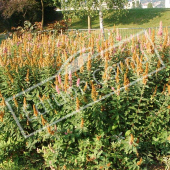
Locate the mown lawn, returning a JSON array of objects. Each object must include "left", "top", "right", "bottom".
[{"left": 70, "top": 8, "right": 170, "bottom": 29}]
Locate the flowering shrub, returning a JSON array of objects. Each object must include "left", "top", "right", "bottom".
[{"left": 0, "top": 23, "right": 170, "bottom": 169}]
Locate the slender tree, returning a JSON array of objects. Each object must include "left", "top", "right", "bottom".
[
  {"left": 147, "top": 2, "right": 153, "bottom": 8},
  {"left": 136, "top": 1, "right": 142, "bottom": 8},
  {"left": 38, "top": 0, "right": 57, "bottom": 29},
  {"left": 132, "top": 1, "right": 135, "bottom": 8},
  {"left": 41, "top": 0, "right": 44, "bottom": 29}
]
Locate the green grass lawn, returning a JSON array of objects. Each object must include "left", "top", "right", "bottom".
[{"left": 70, "top": 8, "right": 170, "bottom": 29}]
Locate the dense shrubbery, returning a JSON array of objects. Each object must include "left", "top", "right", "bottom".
[
  {"left": 0, "top": 24, "right": 170, "bottom": 169},
  {"left": 0, "top": 6, "right": 62, "bottom": 32},
  {"left": 47, "top": 19, "right": 71, "bottom": 33}
]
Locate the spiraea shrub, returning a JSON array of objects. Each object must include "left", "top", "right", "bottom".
[{"left": 0, "top": 23, "right": 170, "bottom": 169}]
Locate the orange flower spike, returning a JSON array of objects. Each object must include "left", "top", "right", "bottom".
[
  {"left": 107, "top": 163, "right": 111, "bottom": 167},
  {"left": 120, "top": 61, "right": 124, "bottom": 71},
  {"left": 157, "top": 60, "right": 161, "bottom": 70},
  {"left": 137, "top": 157, "right": 142, "bottom": 166},
  {"left": 64, "top": 50, "right": 68, "bottom": 61},
  {"left": 33, "top": 104, "right": 38, "bottom": 117},
  {"left": 168, "top": 84, "right": 170, "bottom": 95},
  {"left": 47, "top": 126, "right": 54, "bottom": 135},
  {"left": 162, "top": 84, "right": 166, "bottom": 93},
  {"left": 124, "top": 73, "right": 129, "bottom": 91},
  {"left": 23, "top": 97, "right": 27, "bottom": 109},
  {"left": 64, "top": 73, "right": 68, "bottom": 92},
  {"left": 84, "top": 82, "right": 88, "bottom": 92},
  {"left": 0, "top": 111, "right": 4, "bottom": 122},
  {"left": 41, "top": 115, "right": 47, "bottom": 126},
  {"left": 129, "top": 134, "right": 134, "bottom": 145},
  {"left": 80, "top": 118, "right": 84, "bottom": 128},
  {"left": 91, "top": 83, "right": 97, "bottom": 101},
  {"left": 145, "top": 62, "right": 149, "bottom": 74},
  {"left": 76, "top": 97, "right": 80, "bottom": 111},
  {"left": 13, "top": 96, "right": 18, "bottom": 108},
  {"left": 1, "top": 98, "right": 6, "bottom": 107},
  {"left": 97, "top": 135, "right": 101, "bottom": 141}
]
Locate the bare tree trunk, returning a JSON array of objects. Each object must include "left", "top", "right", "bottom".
[
  {"left": 41, "top": 0, "right": 44, "bottom": 30},
  {"left": 88, "top": 15, "right": 91, "bottom": 33},
  {"left": 99, "top": 4, "right": 105, "bottom": 40}
]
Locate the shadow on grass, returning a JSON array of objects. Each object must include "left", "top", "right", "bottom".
[{"left": 105, "top": 8, "right": 169, "bottom": 27}]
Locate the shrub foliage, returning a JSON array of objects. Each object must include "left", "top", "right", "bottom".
[{"left": 0, "top": 25, "right": 170, "bottom": 169}]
